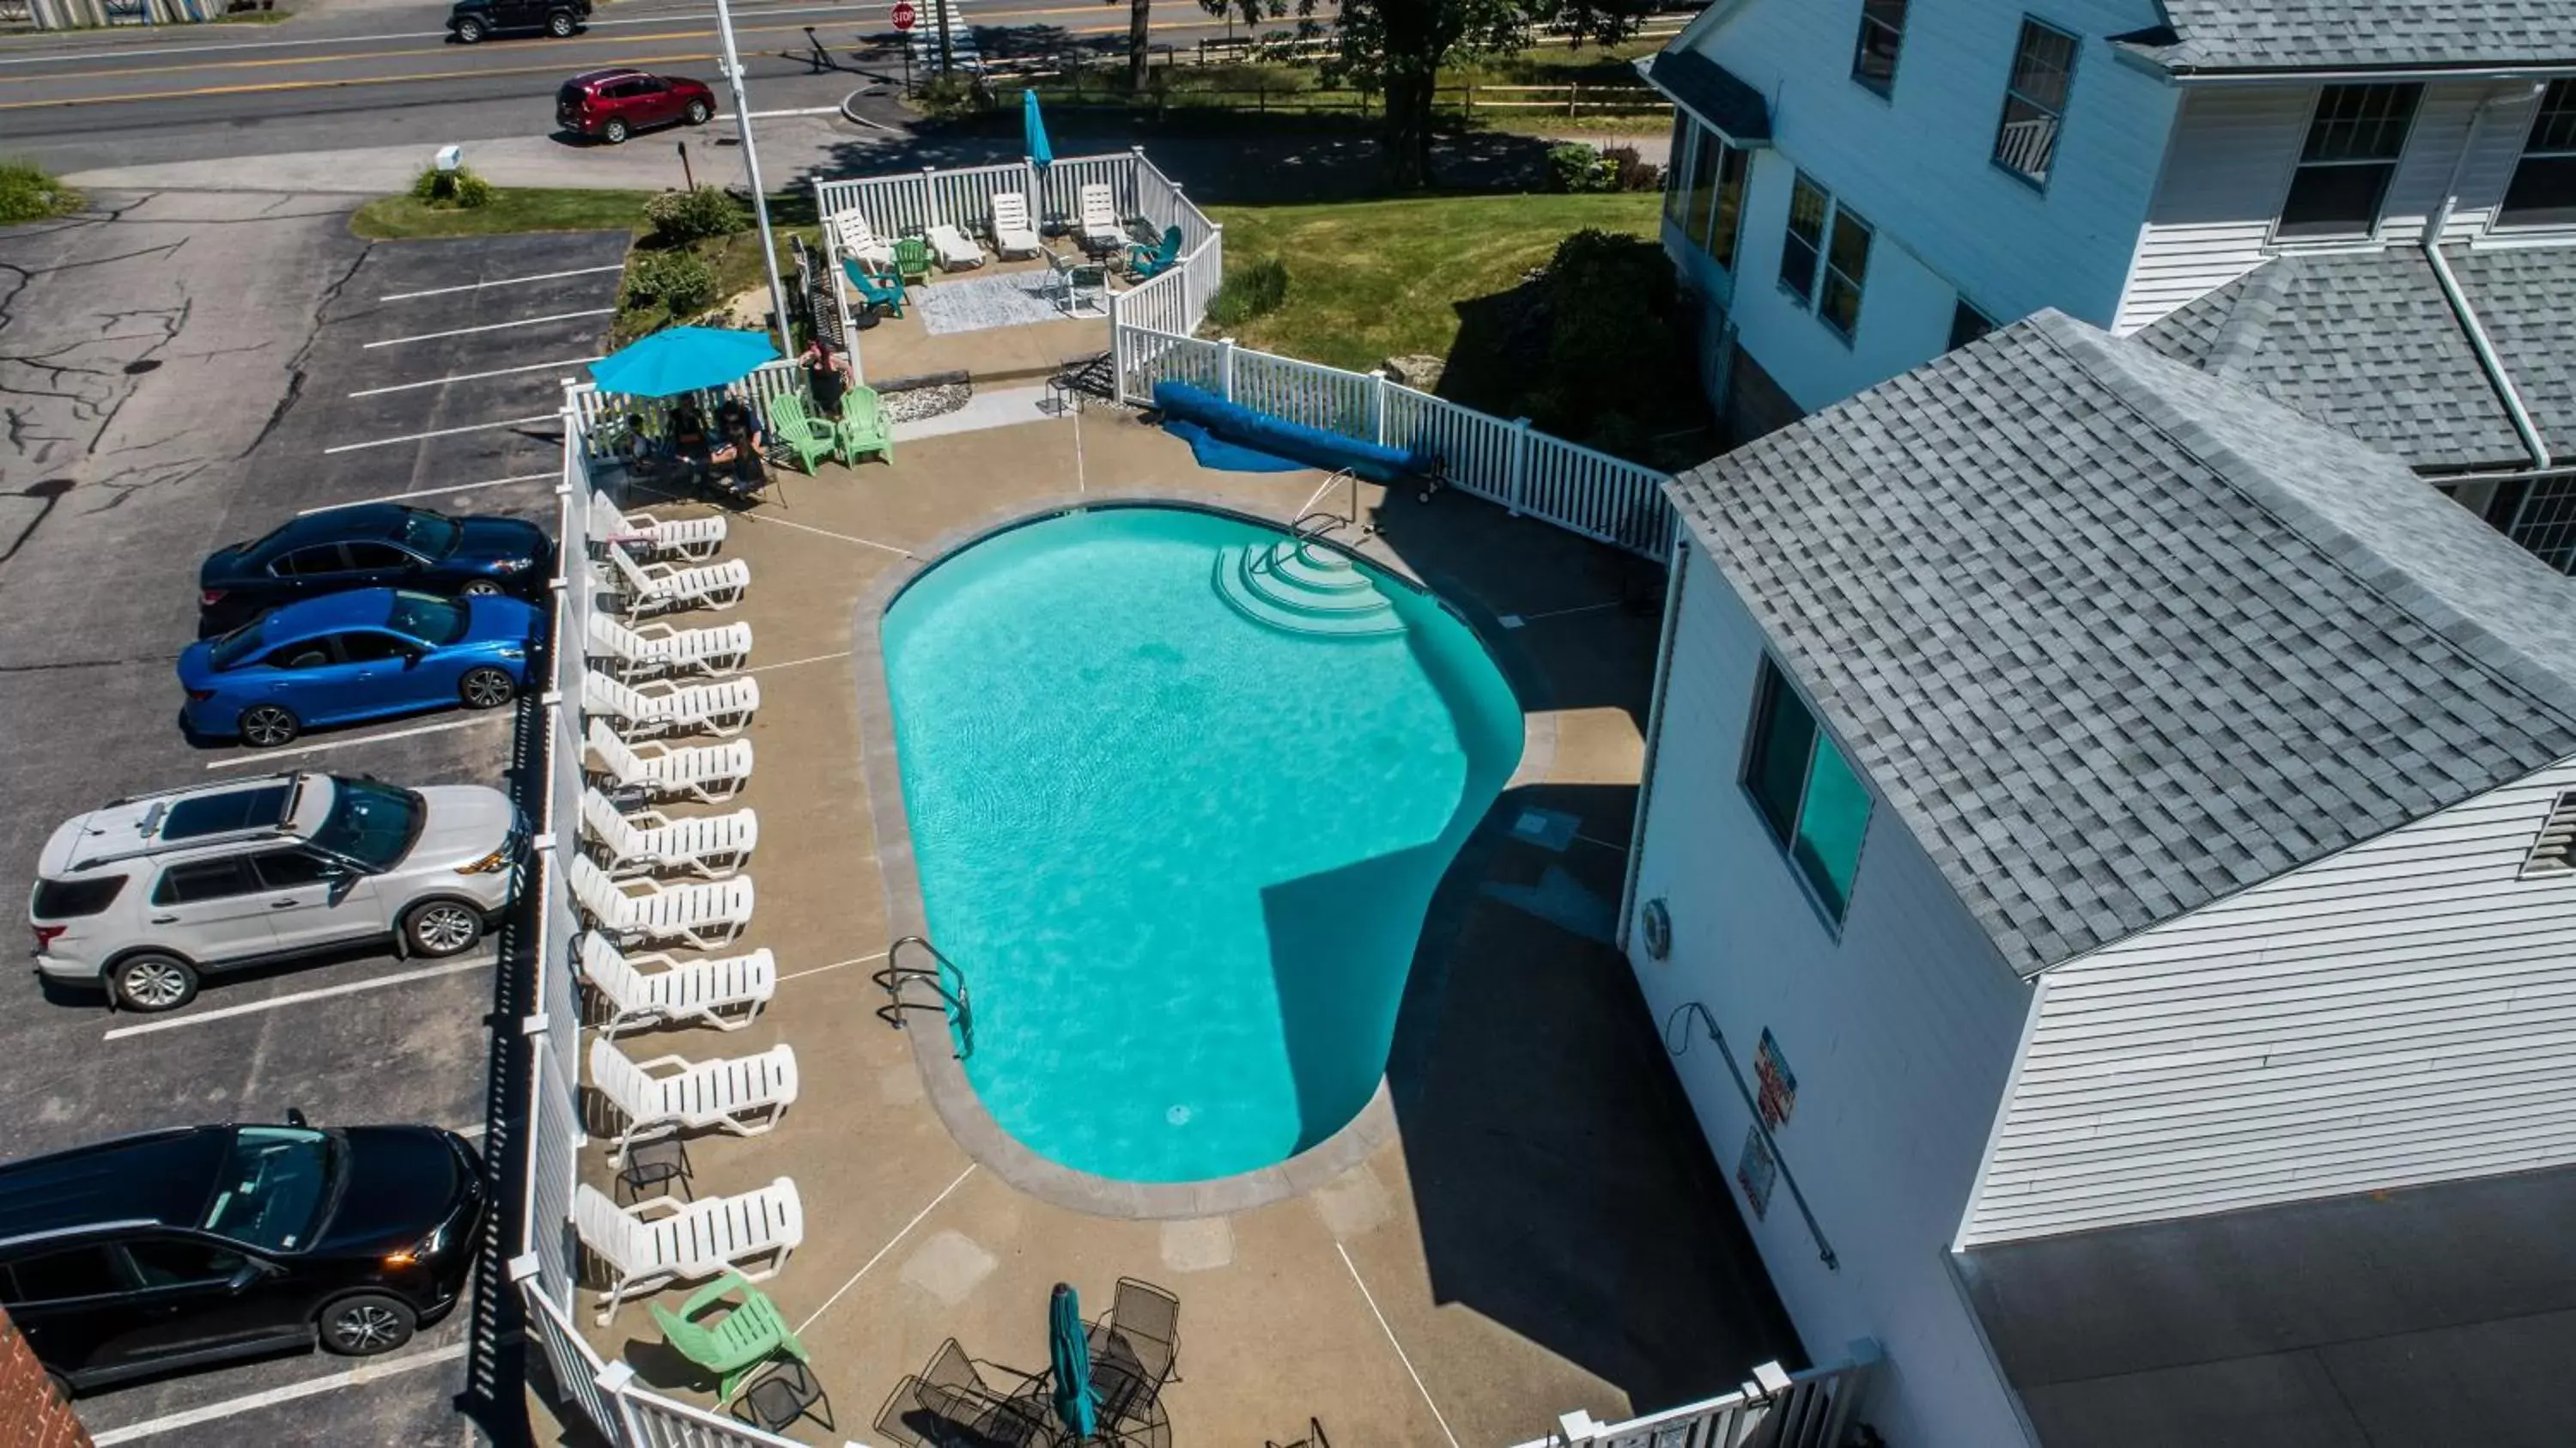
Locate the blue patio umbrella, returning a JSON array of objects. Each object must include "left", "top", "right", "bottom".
[
  {"left": 1048, "top": 1282, "right": 1099, "bottom": 1442},
  {"left": 1023, "top": 88, "right": 1055, "bottom": 170},
  {"left": 588, "top": 326, "right": 781, "bottom": 399}
]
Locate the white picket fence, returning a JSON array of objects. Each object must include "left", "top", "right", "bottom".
[
  {"left": 1112, "top": 328, "right": 1679, "bottom": 558},
  {"left": 812, "top": 148, "right": 1207, "bottom": 259},
  {"left": 567, "top": 362, "right": 808, "bottom": 462}
]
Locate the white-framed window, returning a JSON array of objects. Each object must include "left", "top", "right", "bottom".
[
  {"left": 1992, "top": 19, "right": 2077, "bottom": 186},
  {"left": 1743, "top": 658, "right": 1872, "bottom": 924},
  {"left": 1779, "top": 173, "right": 1830, "bottom": 305},
  {"left": 2498, "top": 79, "right": 2576, "bottom": 230},
  {"left": 1818, "top": 207, "right": 1873, "bottom": 340},
  {"left": 1851, "top": 0, "right": 1907, "bottom": 95},
  {"left": 1664, "top": 119, "right": 1752, "bottom": 271},
  {"left": 2277, "top": 82, "right": 2421, "bottom": 240}
]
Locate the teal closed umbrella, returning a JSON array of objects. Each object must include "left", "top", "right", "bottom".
[
  {"left": 1048, "top": 1282, "right": 1098, "bottom": 1442},
  {"left": 590, "top": 326, "right": 781, "bottom": 399},
  {"left": 1023, "top": 88, "right": 1054, "bottom": 170}
]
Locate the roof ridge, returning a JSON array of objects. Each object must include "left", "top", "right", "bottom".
[
  {"left": 2201, "top": 256, "right": 2295, "bottom": 385},
  {"left": 2037, "top": 313, "right": 2576, "bottom": 728}
]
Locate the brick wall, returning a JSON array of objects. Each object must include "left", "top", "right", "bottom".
[{"left": 0, "top": 1305, "right": 91, "bottom": 1448}]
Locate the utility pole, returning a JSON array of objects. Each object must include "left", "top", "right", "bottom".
[
  {"left": 935, "top": 0, "right": 953, "bottom": 74},
  {"left": 712, "top": 0, "right": 795, "bottom": 356}
]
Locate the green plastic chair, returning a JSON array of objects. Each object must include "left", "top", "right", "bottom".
[
  {"left": 766, "top": 391, "right": 841, "bottom": 473},
  {"left": 842, "top": 259, "right": 905, "bottom": 319},
  {"left": 837, "top": 386, "right": 893, "bottom": 466},
  {"left": 649, "top": 1271, "right": 809, "bottom": 1405},
  {"left": 1127, "top": 225, "right": 1182, "bottom": 281},
  {"left": 892, "top": 236, "right": 933, "bottom": 287}
]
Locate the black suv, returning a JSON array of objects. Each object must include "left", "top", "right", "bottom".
[
  {"left": 0, "top": 1116, "right": 485, "bottom": 1392},
  {"left": 447, "top": 0, "right": 589, "bottom": 42}
]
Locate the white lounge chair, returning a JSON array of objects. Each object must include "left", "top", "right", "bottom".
[
  {"left": 925, "top": 222, "right": 983, "bottom": 271},
  {"left": 586, "top": 611, "right": 752, "bottom": 682},
  {"left": 988, "top": 192, "right": 1041, "bottom": 259},
  {"left": 589, "top": 490, "right": 726, "bottom": 563},
  {"left": 584, "top": 719, "right": 753, "bottom": 804},
  {"left": 589, "top": 1036, "right": 799, "bottom": 1167},
  {"left": 570, "top": 855, "right": 753, "bottom": 951},
  {"left": 829, "top": 207, "right": 896, "bottom": 271},
  {"left": 580, "top": 788, "right": 757, "bottom": 879},
  {"left": 573, "top": 1177, "right": 802, "bottom": 1324},
  {"left": 577, "top": 929, "right": 775, "bottom": 1036},
  {"left": 603, "top": 540, "right": 750, "bottom": 618},
  {"left": 583, "top": 669, "right": 759, "bottom": 740},
  {"left": 1077, "top": 183, "right": 1122, "bottom": 256}
]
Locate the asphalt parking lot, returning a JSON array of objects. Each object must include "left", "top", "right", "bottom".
[{"left": 0, "top": 192, "right": 624, "bottom": 1446}]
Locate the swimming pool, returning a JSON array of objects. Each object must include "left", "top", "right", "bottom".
[{"left": 881, "top": 505, "right": 1522, "bottom": 1186}]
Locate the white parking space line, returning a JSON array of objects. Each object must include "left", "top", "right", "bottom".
[
  {"left": 378, "top": 267, "right": 625, "bottom": 303},
  {"left": 205, "top": 714, "right": 503, "bottom": 769},
  {"left": 88, "top": 1340, "right": 470, "bottom": 1444},
  {"left": 349, "top": 357, "right": 603, "bottom": 398},
  {"left": 362, "top": 310, "right": 615, "bottom": 350},
  {"left": 322, "top": 414, "right": 560, "bottom": 455},
  {"left": 748, "top": 649, "right": 853, "bottom": 675},
  {"left": 102, "top": 957, "right": 495, "bottom": 1042},
  {"left": 296, "top": 472, "right": 560, "bottom": 514}
]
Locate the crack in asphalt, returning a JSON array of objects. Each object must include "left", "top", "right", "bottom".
[{"left": 236, "top": 240, "right": 369, "bottom": 464}]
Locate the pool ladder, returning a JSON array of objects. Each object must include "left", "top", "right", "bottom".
[
  {"left": 876, "top": 935, "right": 975, "bottom": 1059},
  {"left": 1292, "top": 468, "right": 1372, "bottom": 548}
]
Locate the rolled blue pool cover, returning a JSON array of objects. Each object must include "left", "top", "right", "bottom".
[{"left": 1152, "top": 380, "right": 1436, "bottom": 484}]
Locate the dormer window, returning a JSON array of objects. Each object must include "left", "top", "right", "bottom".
[
  {"left": 2498, "top": 80, "right": 2576, "bottom": 231},
  {"left": 2277, "top": 83, "right": 2421, "bottom": 241}
]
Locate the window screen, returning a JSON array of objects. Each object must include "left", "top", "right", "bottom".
[
  {"left": 1992, "top": 20, "right": 2077, "bottom": 185},
  {"left": 2279, "top": 83, "right": 2421, "bottom": 240}
]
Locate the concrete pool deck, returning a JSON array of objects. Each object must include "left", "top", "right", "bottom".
[{"left": 558, "top": 405, "right": 1801, "bottom": 1446}]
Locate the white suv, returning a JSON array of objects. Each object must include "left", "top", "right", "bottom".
[{"left": 29, "top": 774, "right": 524, "bottom": 1012}]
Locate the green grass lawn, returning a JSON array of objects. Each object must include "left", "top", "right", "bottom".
[
  {"left": 349, "top": 188, "right": 659, "bottom": 240},
  {"left": 1203, "top": 192, "right": 1662, "bottom": 372}
]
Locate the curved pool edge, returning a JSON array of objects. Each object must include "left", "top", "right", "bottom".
[{"left": 850, "top": 489, "right": 1561, "bottom": 1220}]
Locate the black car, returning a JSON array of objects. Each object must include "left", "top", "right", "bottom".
[
  {"left": 447, "top": 0, "right": 588, "bottom": 42},
  {"left": 198, "top": 503, "right": 551, "bottom": 636},
  {"left": 0, "top": 1116, "right": 485, "bottom": 1393}
]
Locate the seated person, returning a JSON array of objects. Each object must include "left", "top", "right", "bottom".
[
  {"left": 664, "top": 399, "right": 713, "bottom": 482},
  {"left": 708, "top": 399, "right": 769, "bottom": 496}
]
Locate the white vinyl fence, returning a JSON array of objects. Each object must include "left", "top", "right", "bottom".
[
  {"left": 568, "top": 362, "right": 807, "bottom": 462},
  {"left": 813, "top": 149, "right": 1208, "bottom": 257},
  {"left": 1113, "top": 329, "right": 1679, "bottom": 558},
  {"left": 1512, "top": 1351, "right": 1880, "bottom": 1448}
]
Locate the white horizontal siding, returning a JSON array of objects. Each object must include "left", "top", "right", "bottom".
[
  {"left": 2451, "top": 82, "right": 2551, "bottom": 240},
  {"left": 2111, "top": 84, "right": 2306, "bottom": 332},
  {"left": 1963, "top": 758, "right": 2576, "bottom": 1244},
  {"left": 1628, "top": 545, "right": 2035, "bottom": 1448}
]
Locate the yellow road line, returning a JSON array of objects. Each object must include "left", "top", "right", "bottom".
[
  {"left": 0, "top": 6, "right": 1109, "bottom": 88},
  {"left": 0, "top": 15, "right": 1200, "bottom": 111}
]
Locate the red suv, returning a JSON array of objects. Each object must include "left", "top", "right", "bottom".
[{"left": 557, "top": 70, "right": 716, "bottom": 144}]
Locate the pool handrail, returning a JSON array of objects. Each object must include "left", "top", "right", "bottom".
[{"left": 879, "top": 934, "right": 976, "bottom": 1059}]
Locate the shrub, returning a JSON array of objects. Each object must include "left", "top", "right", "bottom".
[
  {"left": 644, "top": 186, "right": 746, "bottom": 246},
  {"left": 1206, "top": 256, "right": 1290, "bottom": 327},
  {"left": 1601, "top": 144, "right": 1663, "bottom": 192},
  {"left": 409, "top": 163, "right": 493, "bottom": 209},
  {"left": 624, "top": 249, "right": 718, "bottom": 319},
  {"left": 1534, "top": 229, "right": 1690, "bottom": 447},
  {"left": 0, "top": 161, "right": 78, "bottom": 223},
  {"left": 1545, "top": 143, "right": 1616, "bottom": 194}
]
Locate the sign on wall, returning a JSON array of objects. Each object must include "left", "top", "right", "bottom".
[
  {"left": 1735, "top": 1127, "right": 1777, "bottom": 1219},
  {"left": 1756, "top": 1027, "right": 1797, "bottom": 1129}
]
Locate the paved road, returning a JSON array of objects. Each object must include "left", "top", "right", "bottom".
[
  {"left": 0, "top": 191, "right": 629, "bottom": 1447},
  {"left": 0, "top": 0, "right": 1294, "bottom": 176}
]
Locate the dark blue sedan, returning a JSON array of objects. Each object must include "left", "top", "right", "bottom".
[
  {"left": 197, "top": 504, "right": 552, "bottom": 636},
  {"left": 180, "top": 590, "right": 539, "bottom": 747}
]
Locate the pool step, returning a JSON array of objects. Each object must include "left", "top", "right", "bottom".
[{"left": 1213, "top": 542, "right": 1405, "bottom": 638}]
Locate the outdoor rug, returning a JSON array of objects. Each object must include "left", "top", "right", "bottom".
[{"left": 916, "top": 271, "right": 1066, "bottom": 336}]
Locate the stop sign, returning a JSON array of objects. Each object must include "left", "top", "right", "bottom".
[{"left": 891, "top": 1, "right": 915, "bottom": 29}]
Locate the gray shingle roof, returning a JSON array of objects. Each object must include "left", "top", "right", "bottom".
[
  {"left": 2122, "top": 0, "right": 2576, "bottom": 71},
  {"left": 1644, "top": 50, "right": 1771, "bottom": 144},
  {"left": 2136, "top": 250, "right": 2534, "bottom": 472},
  {"left": 2449, "top": 247, "right": 2576, "bottom": 461},
  {"left": 1668, "top": 310, "right": 2576, "bottom": 976}
]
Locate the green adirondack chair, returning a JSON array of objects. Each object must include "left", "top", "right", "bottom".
[
  {"left": 842, "top": 259, "right": 905, "bottom": 319},
  {"left": 837, "top": 385, "right": 893, "bottom": 466},
  {"left": 650, "top": 1272, "right": 809, "bottom": 1404},
  {"left": 892, "top": 236, "right": 933, "bottom": 287},
  {"left": 766, "top": 390, "right": 841, "bottom": 473},
  {"left": 1127, "top": 225, "right": 1183, "bottom": 281}
]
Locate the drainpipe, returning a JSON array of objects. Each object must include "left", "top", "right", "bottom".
[{"left": 2424, "top": 84, "right": 2553, "bottom": 474}]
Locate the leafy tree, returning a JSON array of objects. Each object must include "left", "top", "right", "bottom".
[{"left": 1200, "top": 0, "right": 1653, "bottom": 187}]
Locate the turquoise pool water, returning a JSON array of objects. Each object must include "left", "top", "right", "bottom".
[{"left": 881, "top": 506, "right": 1522, "bottom": 1184}]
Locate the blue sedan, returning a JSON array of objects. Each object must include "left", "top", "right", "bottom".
[{"left": 179, "top": 589, "right": 539, "bottom": 747}]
